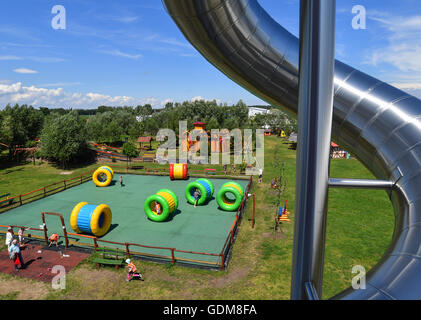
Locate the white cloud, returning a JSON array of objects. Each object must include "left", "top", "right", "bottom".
[
  {"left": 39, "top": 82, "right": 82, "bottom": 87},
  {"left": 113, "top": 16, "right": 139, "bottom": 23},
  {"left": 191, "top": 96, "right": 221, "bottom": 104},
  {"left": 0, "top": 82, "right": 170, "bottom": 109},
  {"left": 161, "top": 98, "right": 174, "bottom": 105},
  {"left": 366, "top": 12, "right": 421, "bottom": 72},
  {"left": 390, "top": 83, "right": 421, "bottom": 91},
  {"left": 0, "top": 55, "right": 21, "bottom": 61},
  {"left": 100, "top": 49, "right": 142, "bottom": 60},
  {"left": 28, "top": 56, "right": 67, "bottom": 63},
  {"left": 13, "top": 68, "right": 38, "bottom": 74},
  {"left": 191, "top": 96, "right": 204, "bottom": 102},
  {"left": 0, "top": 55, "right": 65, "bottom": 63}
]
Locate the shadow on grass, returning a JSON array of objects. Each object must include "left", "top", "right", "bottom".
[
  {"left": 0, "top": 159, "right": 31, "bottom": 171},
  {"left": 2, "top": 167, "right": 25, "bottom": 175}
]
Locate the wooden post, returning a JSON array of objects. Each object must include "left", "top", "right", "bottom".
[
  {"left": 93, "top": 238, "right": 98, "bottom": 252},
  {"left": 125, "top": 243, "right": 130, "bottom": 258},
  {"left": 221, "top": 254, "right": 225, "bottom": 270},
  {"left": 41, "top": 213, "right": 48, "bottom": 245},
  {"left": 171, "top": 248, "right": 175, "bottom": 265},
  {"left": 252, "top": 193, "right": 255, "bottom": 229},
  {"left": 19, "top": 195, "right": 22, "bottom": 206},
  {"left": 43, "top": 187, "right": 46, "bottom": 197},
  {"left": 62, "top": 225, "right": 69, "bottom": 248},
  {"left": 59, "top": 214, "right": 69, "bottom": 248}
]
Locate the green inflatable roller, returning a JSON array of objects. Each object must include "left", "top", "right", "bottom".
[
  {"left": 144, "top": 189, "right": 178, "bottom": 222},
  {"left": 216, "top": 181, "right": 244, "bottom": 212},
  {"left": 185, "top": 178, "right": 214, "bottom": 206},
  {"left": 196, "top": 178, "right": 214, "bottom": 196}
]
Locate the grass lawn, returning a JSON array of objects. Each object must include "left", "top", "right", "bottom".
[{"left": 0, "top": 136, "right": 394, "bottom": 300}]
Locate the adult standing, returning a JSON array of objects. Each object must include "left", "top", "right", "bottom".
[{"left": 9, "top": 239, "right": 24, "bottom": 271}]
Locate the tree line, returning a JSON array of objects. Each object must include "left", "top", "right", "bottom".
[{"left": 0, "top": 100, "right": 296, "bottom": 168}]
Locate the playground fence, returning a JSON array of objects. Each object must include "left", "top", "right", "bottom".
[
  {"left": 220, "top": 175, "right": 253, "bottom": 269},
  {"left": 0, "top": 173, "right": 253, "bottom": 270},
  {"left": 0, "top": 171, "right": 94, "bottom": 213}
]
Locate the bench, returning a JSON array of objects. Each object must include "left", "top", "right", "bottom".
[
  {"left": 92, "top": 247, "right": 126, "bottom": 269},
  {"left": 205, "top": 168, "right": 216, "bottom": 175}
]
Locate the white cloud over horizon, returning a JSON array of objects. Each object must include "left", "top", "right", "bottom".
[
  {"left": 191, "top": 96, "right": 222, "bottom": 104},
  {"left": 0, "top": 81, "right": 171, "bottom": 109}
]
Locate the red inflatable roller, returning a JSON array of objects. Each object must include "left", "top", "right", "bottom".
[{"left": 170, "top": 163, "right": 188, "bottom": 180}]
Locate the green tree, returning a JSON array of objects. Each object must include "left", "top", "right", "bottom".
[
  {"left": 0, "top": 104, "right": 44, "bottom": 159},
  {"left": 86, "top": 110, "right": 137, "bottom": 145},
  {"left": 122, "top": 141, "right": 140, "bottom": 159},
  {"left": 207, "top": 116, "right": 220, "bottom": 130},
  {"left": 40, "top": 111, "right": 88, "bottom": 168}
]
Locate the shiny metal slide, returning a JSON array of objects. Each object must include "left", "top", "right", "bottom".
[{"left": 162, "top": 0, "right": 421, "bottom": 299}]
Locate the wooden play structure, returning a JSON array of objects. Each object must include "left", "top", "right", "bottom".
[{"left": 180, "top": 119, "right": 230, "bottom": 153}]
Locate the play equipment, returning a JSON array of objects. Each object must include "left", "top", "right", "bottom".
[
  {"left": 92, "top": 166, "right": 114, "bottom": 187},
  {"left": 278, "top": 200, "right": 291, "bottom": 222},
  {"left": 144, "top": 189, "right": 179, "bottom": 222},
  {"left": 70, "top": 202, "right": 112, "bottom": 237},
  {"left": 169, "top": 163, "right": 188, "bottom": 180},
  {"left": 185, "top": 178, "right": 214, "bottom": 206},
  {"left": 189, "top": 120, "right": 207, "bottom": 152},
  {"left": 216, "top": 181, "right": 244, "bottom": 212}
]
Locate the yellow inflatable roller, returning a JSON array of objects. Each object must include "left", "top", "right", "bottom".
[
  {"left": 70, "top": 202, "right": 112, "bottom": 237},
  {"left": 92, "top": 166, "right": 114, "bottom": 187}
]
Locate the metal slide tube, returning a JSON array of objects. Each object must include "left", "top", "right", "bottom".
[
  {"left": 163, "top": 0, "right": 421, "bottom": 299},
  {"left": 291, "top": 0, "right": 336, "bottom": 300}
]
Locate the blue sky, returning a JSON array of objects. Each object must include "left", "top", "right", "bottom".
[{"left": 0, "top": 0, "right": 420, "bottom": 109}]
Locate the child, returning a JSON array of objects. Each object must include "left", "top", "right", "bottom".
[
  {"left": 154, "top": 201, "right": 161, "bottom": 215},
  {"left": 5, "top": 227, "right": 14, "bottom": 250},
  {"left": 271, "top": 178, "right": 278, "bottom": 189},
  {"left": 193, "top": 188, "right": 201, "bottom": 208},
  {"left": 48, "top": 233, "right": 59, "bottom": 247},
  {"left": 125, "top": 259, "right": 143, "bottom": 282},
  {"left": 18, "top": 227, "right": 29, "bottom": 246}
]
